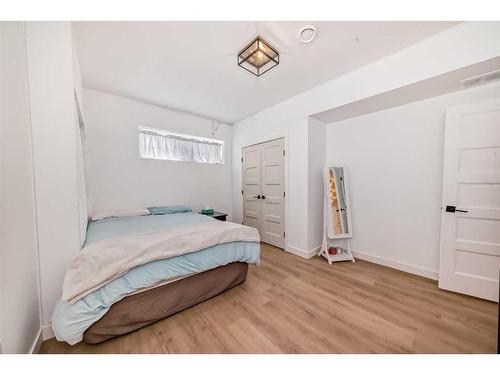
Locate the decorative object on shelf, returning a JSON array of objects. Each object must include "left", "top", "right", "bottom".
[
  {"left": 318, "top": 165, "right": 355, "bottom": 264},
  {"left": 237, "top": 36, "right": 279, "bottom": 77},
  {"left": 328, "top": 247, "right": 343, "bottom": 255},
  {"left": 200, "top": 206, "right": 214, "bottom": 215}
]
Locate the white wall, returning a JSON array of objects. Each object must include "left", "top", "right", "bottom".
[
  {"left": 307, "top": 118, "right": 326, "bottom": 252},
  {"left": 232, "top": 22, "right": 500, "bottom": 258},
  {"left": 84, "top": 89, "right": 234, "bottom": 218},
  {"left": 233, "top": 113, "right": 309, "bottom": 253},
  {"left": 326, "top": 81, "right": 500, "bottom": 278},
  {"left": 0, "top": 22, "right": 41, "bottom": 353},
  {"left": 26, "top": 22, "right": 81, "bottom": 328},
  {"left": 72, "top": 25, "right": 84, "bottom": 114}
]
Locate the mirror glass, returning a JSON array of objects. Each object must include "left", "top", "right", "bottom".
[{"left": 326, "top": 166, "right": 351, "bottom": 237}]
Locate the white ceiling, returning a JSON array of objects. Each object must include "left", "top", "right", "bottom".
[{"left": 74, "top": 21, "right": 459, "bottom": 124}]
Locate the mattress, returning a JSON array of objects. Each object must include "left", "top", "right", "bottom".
[{"left": 83, "top": 262, "right": 248, "bottom": 344}]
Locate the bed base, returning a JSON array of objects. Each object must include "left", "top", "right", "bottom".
[{"left": 83, "top": 262, "right": 249, "bottom": 344}]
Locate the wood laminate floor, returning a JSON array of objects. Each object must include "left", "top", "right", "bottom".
[{"left": 40, "top": 243, "right": 498, "bottom": 354}]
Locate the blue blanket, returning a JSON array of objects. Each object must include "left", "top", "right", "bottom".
[{"left": 52, "top": 213, "right": 260, "bottom": 345}]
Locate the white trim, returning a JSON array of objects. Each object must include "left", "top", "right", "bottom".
[
  {"left": 351, "top": 249, "right": 438, "bottom": 280},
  {"left": 29, "top": 328, "right": 43, "bottom": 354},
  {"left": 23, "top": 21, "right": 45, "bottom": 343},
  {"left": 241, "top": 131, "right": 289, "bottom": 251},
  {"left": 286, "top": 245, "right": 320, "bottom": 259},
  {"left": 41, "top": 324, "right": 54, "bottom": 341}
]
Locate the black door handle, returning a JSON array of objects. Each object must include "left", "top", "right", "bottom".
[
  {"left": 445, "top": 205, "right": 468, "bottom": 213},
  {"left": 262, "top": 195, "right": 266, "bottom": 199},
  {"left": 253, "top": 195, "right": 261, "bottom": 199}
]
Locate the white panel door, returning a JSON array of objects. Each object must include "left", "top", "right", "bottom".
[
  {"left": 242, "top": 144, "right": 262, "bottom": 233},
  {"left": 439, "top": 98, "right": 500, "bottom": 302},
  {"left": 242, "top": 138, "right": 285, "bottom": 249},
  {"left": 260, "top": 138, "right": 285, "bottom": 248}
]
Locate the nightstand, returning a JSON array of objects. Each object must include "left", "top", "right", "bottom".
[{"left": 199, "top": 211, "right": 228, "bottom": 221}]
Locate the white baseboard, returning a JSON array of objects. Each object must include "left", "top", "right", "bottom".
[
  {"left": 29, "top": 328, "right": 43, "bottom": 354},
  {"left": 286, "top": 245, "right": 320, "bottom": 259},
  {"left": 284, "top": 244, "right": 438, "bottom": 280},
  {"left": 351, "top": 249, "right": 438, "bottom": 280},
  {"left": 41, "top": 324, "right": 54, "bottom": 341}
]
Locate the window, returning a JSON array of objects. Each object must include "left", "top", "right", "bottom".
[{"left": 138, "top": 126, "right": 224, "bottom": 164}]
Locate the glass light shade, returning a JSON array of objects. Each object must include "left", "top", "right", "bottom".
[{"left": 238, "top": 37, "right": 279, "bottom": 76}]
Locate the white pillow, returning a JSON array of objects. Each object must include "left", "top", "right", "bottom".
[{"left": 91, "top": 208, "right": 150, "bottom": 221}]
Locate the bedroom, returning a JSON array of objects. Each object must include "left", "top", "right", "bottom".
[{"left": 1, "top": 0, "right": 500, "bottom": 371}]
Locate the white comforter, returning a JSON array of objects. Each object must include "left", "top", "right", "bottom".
[{"left": 63, "top": 220, "right": 259, "bottom": 303}]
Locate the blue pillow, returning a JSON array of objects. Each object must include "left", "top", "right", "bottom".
[{"left": 148, "top": 205, "right": 192, "bottom": 215}]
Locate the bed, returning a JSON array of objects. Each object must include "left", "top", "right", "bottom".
[{"left": 52, "top": 209, "right": 260, "bottom": 345}]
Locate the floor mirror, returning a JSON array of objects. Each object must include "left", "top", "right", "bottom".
[{"left": 318, "top": 165, "right": 355, "bottom": 263}]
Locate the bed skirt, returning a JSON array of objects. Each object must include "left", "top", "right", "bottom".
[{"left": 83, "top": 262, "right": 249, "bottom": 344}]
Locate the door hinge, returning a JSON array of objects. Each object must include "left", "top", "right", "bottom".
[
  {"left": 241, "top": 190, "right": 243, "bottom": 195},
  {"left": 283, "top": 149, "right": 285, "bottom": 156},
  {"left": 283, "top": 191, "right": 285, "bottom": 198},
  {"left": 241, "top": 157, "right": 243, "bottom": 163},
  {"left": 283, "top": 232, "right": 286, "bottom": 238}
]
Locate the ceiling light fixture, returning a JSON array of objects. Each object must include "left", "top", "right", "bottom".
[
  {"left": 237, "top": 36, "right": 279, "bottom": 77},
  {"left": 298, "top": 24, "right": 317, "bottom": 43}
]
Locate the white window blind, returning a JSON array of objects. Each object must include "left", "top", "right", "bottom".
[{"left": 138, "top": 126, "right": 224, "bottom": 164}]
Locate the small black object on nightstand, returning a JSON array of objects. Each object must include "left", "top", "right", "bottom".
[{"left": 199, "top": 211, "right": 228, "bottom": 221}]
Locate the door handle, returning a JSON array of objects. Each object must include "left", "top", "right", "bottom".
[
  {"left": 253, "top": 195, "right": 261, "bottom": 199},
  {"left": 445, "top": 205, "right": 468, "bottom": 213},
  {"left": 261, "top": 195, "right": 266, "bottom": 200}
]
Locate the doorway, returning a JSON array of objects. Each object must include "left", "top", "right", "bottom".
[{"left": 242, "top": 138, "right": 285, "bottom": 249}]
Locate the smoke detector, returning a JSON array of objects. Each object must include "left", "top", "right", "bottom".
[{"left": 298, "top": 25, "right": 317, "bottom": 43}]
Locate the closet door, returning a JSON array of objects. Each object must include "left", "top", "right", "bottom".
[
  {"left": 242, "top": 138, "right": 285, "bottom": 249},
  {"left": 260, "top": 138, "right": 285, "bottom": 248},
  {"left": 242, "top": 143, "right": 263, "bottom": 234}
]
